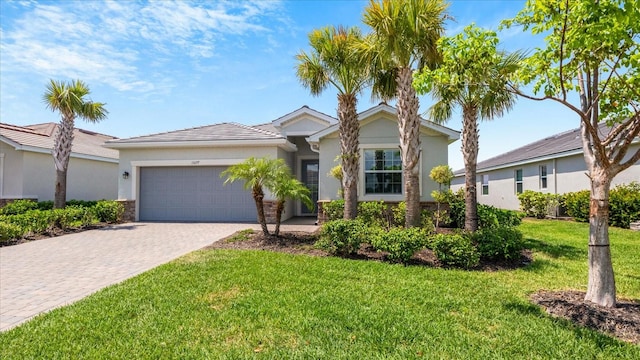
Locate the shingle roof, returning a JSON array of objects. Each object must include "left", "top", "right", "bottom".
[
  {"left": 0, "top": 122, "right": 119, "bottom": 160},
  {"left": 107, "top": 122, "right": 284, "bottom": 144},
  {"left": 454, "top": 123, "right": 608, "bottom": 175}
]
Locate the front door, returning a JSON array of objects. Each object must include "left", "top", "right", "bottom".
[{"left": 300, "top": 159, "right": 319, "bottom": 215}]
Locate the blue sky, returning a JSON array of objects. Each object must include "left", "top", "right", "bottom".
[{"left": 0, "top": 0, "right": 578, "bottom": 170}]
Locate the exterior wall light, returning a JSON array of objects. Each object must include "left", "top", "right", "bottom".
[{"left": 122, "top": 171, "right": 129, "bottom": 180}]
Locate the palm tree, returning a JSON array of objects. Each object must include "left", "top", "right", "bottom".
[
  {"left": 414, "top": 25, "right": 522, "bottom": 231},
  {"left": 43, "top": 79, "right": 108, "bottom": 209},
  {"left": 270, "top": 171, "right": 314, "bottom": 236},
  {"left": 221, "top": 157, "right": 282, "bottom": 236},
  {"left": 361, "top": 0, "right": 448, "bottom": 227},
  {"left": 296, "top": 26, "right": 369, "bottom": 220}
]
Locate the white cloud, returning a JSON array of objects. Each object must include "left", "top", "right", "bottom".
[{"left": 0, "top": 0, "right": 285, "bottom": 95}]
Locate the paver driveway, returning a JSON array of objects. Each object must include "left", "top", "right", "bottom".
[{"left": 0, "top": 220, "right": 317, "bottom": 331}]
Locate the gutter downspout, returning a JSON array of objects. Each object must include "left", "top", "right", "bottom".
[{"left": 553, "top": 158, "right": 558, "bottom": 217}]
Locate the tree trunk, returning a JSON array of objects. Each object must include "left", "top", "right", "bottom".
[
  {"left": 253, "top": 186, "right": 270, "bottom": 236},
  {"left": 396, "top": 67, "right": 422, "bottom": 227},
  {"left": 462, "top": 106, "right": 479, "bottom": 232},
  {"left": 54, "top": 169, "right": 67, "bottom": 210},
  {"left": 338, "top": 94, "right": 360, "bottom": 220},
  {"left": 584, "top": 168, "right": 616, "bottom": 307},
  {"left": 274, "top": 200, "right": 285, "bottom": 236},
  {"left": 52, "top": 116, "right": 75, "bottom": 209}
]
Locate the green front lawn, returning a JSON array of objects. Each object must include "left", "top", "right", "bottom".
[{"left": 1, "top": 219, "right": 638, "bottom": 359}]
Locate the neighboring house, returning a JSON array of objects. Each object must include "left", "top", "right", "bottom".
[
  {"left": 451, "top": 124, "right": 640, "bottom": 211},
  {"left": 105, "top": 104, "right": 460, "bottom": 223},
  {"left": 0, "top": 122, "right": 119, "bottom": 205}
]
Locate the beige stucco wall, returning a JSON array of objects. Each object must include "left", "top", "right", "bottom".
[
  {"left": 317, "top": 114, "right": 450, "bottom": 202},
  {"left": 117, "top": 145, "right": 283, "bottom": 201},
  {"left": 281, "top": 116, "right": 332, "bottom": 134},
  {"left": 0, "top": 140, "right": 117, "bottom": 201},
  {"left": 451, "top": 143, "right": 640, "bottom": 210},
  {"left": 0, "top": 142, "right": 26, "bottom": 198}
]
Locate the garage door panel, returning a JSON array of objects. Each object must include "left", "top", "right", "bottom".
[{"left": 139, "top": 166, "right": 257, "bottom": 222}]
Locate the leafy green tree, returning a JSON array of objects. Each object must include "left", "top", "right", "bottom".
[
  {"left": 361, "top": 0, "right": 448, "bottom": 227},
  {"left": 503, "top": 0, "right": 640, "bottom": 307},
  {"left": 296, "top": 26, "right": 368, "bottom": 220},
  {"left": 43, "top": 80, "right": 108, "bottom": 209},
  {"left": 414, "top": 25, "right": 521, "bottom": 232},
  {"left": 429, "top": 165, "right": 454, "bottom": 228},
  {"left": 271, "top": 168, "right": 314, "bottom": 236},
  {"left": 221, "top": 157, "right": 283, "bottom": 235}
]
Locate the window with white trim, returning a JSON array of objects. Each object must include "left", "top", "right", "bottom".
[
  {"left": 364, "top": 149, "right": 402, "bottom": 194},
  {"left": 539, "top": 165, "right": 548, "bottom": 189},
  {"left": 481, "top": 174, "right": 489, "bottom": 195},
  {"left": 515, "top": 169, "right": 523, "bottom": 194}
]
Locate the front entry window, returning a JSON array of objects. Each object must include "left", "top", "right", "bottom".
[
  {"left": 301, "top": 159, "right": 318, "bottom": 214},
  {"left": 364, "top": 149, "right": 402, "bottom": 194}
]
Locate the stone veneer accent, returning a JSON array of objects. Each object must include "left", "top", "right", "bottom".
[
  {"left": 316, "top": 200, "right": 439, "bottom": 225},
  {"left": 116, "top": 200, "right": 136, "bottom": 223}
]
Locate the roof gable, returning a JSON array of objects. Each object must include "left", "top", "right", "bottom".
[
  {"left": 306, "top": 103, "right": 460, "bottom": 143},
  {"left": 271, "top": 105, "right": 337, "bottom": 129}
]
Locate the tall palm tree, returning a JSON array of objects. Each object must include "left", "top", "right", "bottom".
[
  {"left": 296, "top": 26, "right": 369, "bottom": 220},
  {"left": 221, "top": 157, "right": 283, "bottom": 236},
  {"left": 270, "top": 171, "right": 314, "bottom": 236},
  {"left": 43, "top": 79, "right": 108, "bottom": 209},
  {"left": 361, "top": 0, "right": 448, "bottom": 227},
  {"left": 414, "top": 25, "right": 522, "bottom": 231}
]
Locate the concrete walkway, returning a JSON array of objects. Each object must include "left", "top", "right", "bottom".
[{"left": 0, "top": 220, "right": 318, "bottom": 331}]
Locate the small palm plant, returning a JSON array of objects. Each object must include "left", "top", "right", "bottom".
[
  {"left": 271, "top": 172, "right": 314, "bottom": 236},
  {"left": 221, "top": 157, "right": 281, "bottom": 235}
]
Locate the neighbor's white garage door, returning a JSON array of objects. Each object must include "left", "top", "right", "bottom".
[{"left": 139, "top": 166, "right": 257, "bottom": 222}]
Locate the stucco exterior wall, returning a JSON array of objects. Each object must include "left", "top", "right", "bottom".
[
  {"left": 451, "top": 143, "right": 640, "bottom": 210},
  {"left": 21, "top": 152, "right": 118, "bottom": 201},
  {"left": 280, "top": 116, "right": 332, "bottom": 134},
  {"left": 117, "top": 146, "right": 283, "bottom": 200},
  {"left": 317, "top": 115, "right": 450, "bottom": 202},
  {"left": 0, "top": 142, "right": 25, "bottom": 198}
]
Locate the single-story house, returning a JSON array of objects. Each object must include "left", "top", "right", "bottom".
[
  {"left": 105, "top": 103, "right": 460, "bottom": 223},
  {"left": 451, "top": 124, "right": 640, "bottom": 211},
  {"left": 0, "top": 122, "right": 119, "bottom": 206}
]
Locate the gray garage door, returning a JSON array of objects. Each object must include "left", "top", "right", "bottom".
[{"left": 139, "top": 166, "right": 257, "bottom": 222}]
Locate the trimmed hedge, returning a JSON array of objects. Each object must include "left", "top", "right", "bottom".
[
  {"left": 316, "top": 219, "right": 367, "bottom": 256},
  {"left": 562, "top": 182, "right": 640, "bottom": 228},
  {"left": 0, "top": 200, "right": 123, "bottom": 242},
  {"left": 430, "top": 233, "right": 480, "bottom": 269},
  {"left": 371, "top": 227, "right": 429, "bottom": 263}
]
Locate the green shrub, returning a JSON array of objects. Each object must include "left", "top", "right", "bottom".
[
  {"left": 323, "top": 200, "right": 345, "bottom": 221},
  {"left": 473, "top": 226, "right": 524, "bottom": 261},
  {"left": 431, "top": 233, "right": 479, "bottom": 269},
  {"left": 420, "top": 209, "right": 437, "bottom": 234},
  {"left": 357, "top": 201, "right": 388, "bottom": 228},
  {"left": 518, "top": 190, "right": 560, "bottom": 219},
  {"left": 0, "top": 199, "right": 38, "bottom": 215},
  {"left": 370, "top": 227, "right": 429, "bottom": 263},
  {"left": 392, "top": 201, "right": 406, "bottom": 227},
  {"left": 52, "top": 206, "right": 97, "bottom": 230},
  {"left": 0, "top": 222, "right": 25, "bottom": 242},
  {"left": 316, "top": 219, "right": 367, "bottom": 256},
  {"left": 478, "top": 205, "right": 523, "bottom": 229},
  {"left": 4, "top": 210, "right": 53, "bottom": 235},
  {"left": 562, "top": 190, "right": 590, "bottom": 222},
  {"left": 443, "top": 189, "right": 465, "bottom": 228},
  {"left": 37, "top": 201, "right": 54, "bottom": 210},
  {"left": 609, "top": 182, "right": 640, "bottom": 228},
  {"left": 67, "top": 199, "right": 98, "bottom": 208},
  {"left": 93, "top": 200, "right": 124, "bottom": 223}
]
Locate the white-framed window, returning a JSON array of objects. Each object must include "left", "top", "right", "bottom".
[
  {"left": 515, "top": 169, "right": 523, "bottom": 194},
  {"left": 364, "top": 149, "right": 402, "bottom": 195},
  {"left": 539, "top": 165, "right": 548, "bottom": 189},
  {"left": 481, "top": 174, "right": 489, "bottom": 195}
]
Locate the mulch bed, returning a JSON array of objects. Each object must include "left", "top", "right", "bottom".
[
  {"left": 210, "top": 229, "right": 640, "bottom": 345},
  {"left": 531, "top": 290, "right": 640, "bottom": 345}
]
